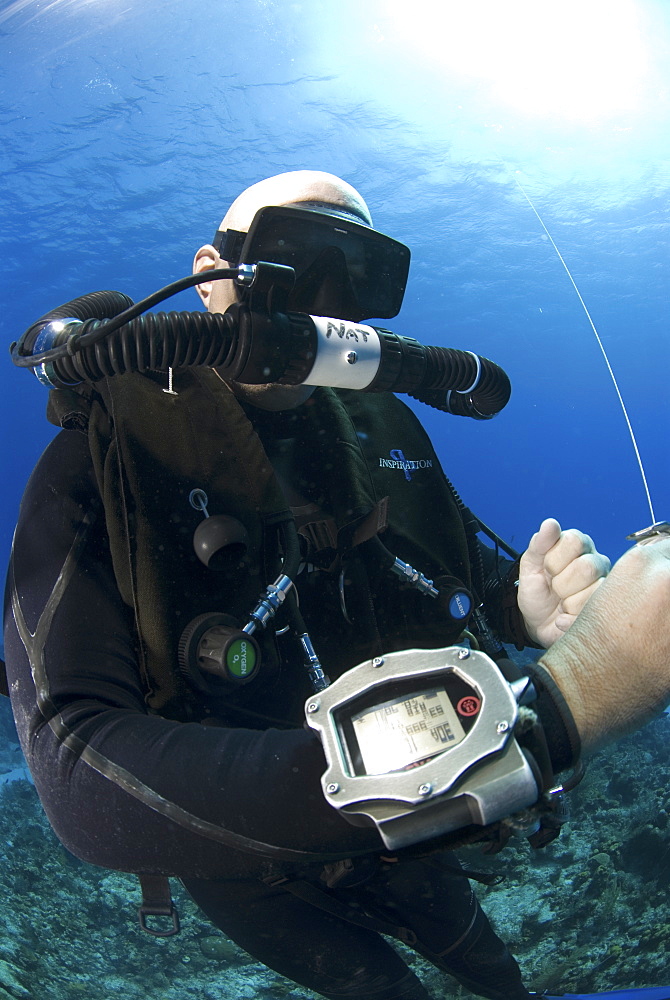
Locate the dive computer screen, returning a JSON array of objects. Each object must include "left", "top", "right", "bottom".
[{"left": 350, "top": 686, "right": 467, "bottom": 775}]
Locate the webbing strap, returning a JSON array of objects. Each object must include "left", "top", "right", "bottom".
[
  {"left": 137, "top": 875, "right": 180, "bottom": 937},
  {"left": 262, "top": 874, "right": 417, "bottom": 945},
  {"left": 293, "top": 496, "right": 390, "bottom": 558}
]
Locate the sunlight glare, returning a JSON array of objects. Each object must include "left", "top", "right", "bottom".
[{"left": 381, "top": 0, "right": 648, "bottom": 121}]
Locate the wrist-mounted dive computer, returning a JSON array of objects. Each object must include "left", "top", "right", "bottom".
[{"left": 305, "top": 646, "right": 542, "bottom": 850}]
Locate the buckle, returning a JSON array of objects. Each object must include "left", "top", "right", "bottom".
[
  {"left": 137, "top": 875, "right": 181, "bottom": 937},
  {"left": 261, "top": 873, "right": 290, "bottom": 888},
  {"left": 138, "top": 901, "right": 181, "bottom": 937}
]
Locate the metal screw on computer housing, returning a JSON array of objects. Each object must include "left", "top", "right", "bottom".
[
  {"left": 306, "top": 701, "right": 320, "bottom": 713},
  {"left": 326, "top": 783, "right": 340, "bottom": 795}
]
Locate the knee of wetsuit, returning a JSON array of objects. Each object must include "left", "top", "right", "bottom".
[
  {"left": 319, "top": 968, "right": 432, "bottom": 1000},
  {"left": 432, "top": 904, "right": 532, "bottom": 1000}
]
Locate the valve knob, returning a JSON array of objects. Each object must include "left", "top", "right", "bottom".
[
  {"left": 434, "top": 576, "right": 473, "bottom": 624},
  {"left": 178, "top": 613, "right": 261, "bottom": 693}
]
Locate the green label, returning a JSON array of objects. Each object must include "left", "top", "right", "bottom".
[{"left": 226, "top": 638, "right": 256, "bottom": 679}]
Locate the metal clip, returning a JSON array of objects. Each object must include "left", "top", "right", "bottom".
[
  {"left": 626, "top": 521, "right": 670, "bottom": 546},
  {"left": 390, "top": 557, "right": 438, "bottom": 598},
  {"left": 244, "top": 574, "right": 293, "bottom": 633},
  {"left": 298, "top": 633, "right": 330, "bottom": 692},
  {"left": 235, "top": 263, "right": 257, "bottom": 286}
]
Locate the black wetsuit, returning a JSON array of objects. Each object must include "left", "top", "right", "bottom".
[{"left": 3, "top": 384, "right": 569, "bottom": 1000}]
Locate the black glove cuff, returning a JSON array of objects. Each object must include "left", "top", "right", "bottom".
[
  {"left": 524, "top": 661, "right": 582, "bottom": 773},
  {"left": 497, "top": 561, "right": 544, "bottom": 651}
]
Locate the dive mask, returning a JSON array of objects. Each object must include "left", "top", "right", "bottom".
[{"left": 212, "top": 204, "right": 411, "bottom": 321}]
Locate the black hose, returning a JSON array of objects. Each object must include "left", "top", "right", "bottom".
[
  {"left": 11, "top": 269, "right": 238, "bottom": 369},
  {"left": 15, "top": 291, "right": 134, "bottom": 368},
  {"left": 278, "top": 521, "right": 302, "bottom": 583},
  {"left": 32, "top": 290, "right": 133, "bottom": 325},
  {"left": 12, "top": 283, "right": 511, "bottom": 421},
  {"left": 410, "top": 348, "right": 511, "bottom": 419},
  {"left": 42, "top": 311, "right": 241, "bottom": 384}
]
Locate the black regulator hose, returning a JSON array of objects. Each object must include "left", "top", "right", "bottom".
[
  {"left": 11, "top": 267, "right": 511, "bottom": 419},
  {"left": 25, "top": 289, "right": 135, "bottom": 327},
  {"left": 410, "top": 347, "right": 510, "bottom": 419},
  {"left": 28, "top": 310, "right": 245, "bottom": 385}
]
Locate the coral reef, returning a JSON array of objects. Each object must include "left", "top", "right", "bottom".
[{"left": 1, "top": 695, "right": 669, "bottom": 1000}]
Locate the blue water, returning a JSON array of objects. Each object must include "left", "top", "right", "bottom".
[
  {"left": 1, "top": 1, "right": 670, "bottom": 996},
  {"left": 2, "top": 0, "right": 669, "bottom": 575}
]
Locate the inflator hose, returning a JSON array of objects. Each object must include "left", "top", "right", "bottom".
[{"left": 14, "top": 291, "right": 511, "bottom": 419}]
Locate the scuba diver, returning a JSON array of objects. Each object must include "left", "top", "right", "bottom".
[{"left": 4, "top": 169, "right": 670, "bottom": 1000}]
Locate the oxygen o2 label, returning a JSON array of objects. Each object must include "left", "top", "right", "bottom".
[{"left": 226, "top": 638, "right": 256, "bottom": 679}]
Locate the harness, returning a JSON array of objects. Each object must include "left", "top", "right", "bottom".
[
  {"left": 26, "top": 370, "right": 539, "bottom": 936},
  {"left": 45, "top": 370, "right": 476, "bottom": 721}
]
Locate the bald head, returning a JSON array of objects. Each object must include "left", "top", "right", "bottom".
[
  {"left": 194, "top": 170, "right": 371, "bottom": 315},
  {"left": 219, "top": 170, "right": 372, "bottom": 233}
]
